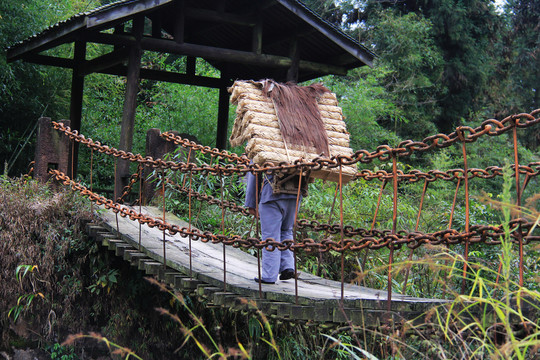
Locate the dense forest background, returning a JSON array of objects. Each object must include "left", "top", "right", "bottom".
[
  {"left": 1, "top": 1, "right": 539, "bottom": 359},
  {"left": 0, "top": 0, "right": 538, "bottom": 178}
]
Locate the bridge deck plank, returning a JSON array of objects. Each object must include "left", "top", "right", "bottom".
[{"left": 96, "top": 205, "right": 446, "bottom": 314}]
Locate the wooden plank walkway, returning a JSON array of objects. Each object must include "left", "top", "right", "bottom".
[{"left": 89, "top": 205, "right": 446, "bottom": 326}]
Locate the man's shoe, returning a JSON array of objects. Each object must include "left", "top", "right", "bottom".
[
  {"left": 279, "top": 269, "right": 296, "bottom": 281},
  {"left": 253, "top": 277, "right": 275, "bottom": 285}
]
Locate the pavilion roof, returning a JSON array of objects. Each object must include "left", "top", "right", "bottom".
[{"left": 7, "top": 0, "right": 375, "bottom": 83}]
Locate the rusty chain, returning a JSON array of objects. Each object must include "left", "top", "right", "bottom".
[
  {"left": 25, "top": 161, "right": 35, "bottom": 178},
  {"left": 116, "top": 167, "right": 141, "bottom": 204},
  {"left": 52, "top": 109, "right": 539, "bottom": 176},
  {"left": 347, "top": 110, "right": 540, "bottom": 164},
  {"left": 355, "top": 162, "right": 540, "bottom": 183},
  {"left": 49, "top": 169, "right": 538, "bottom": 253},
  {"left": 165, "top": 177, "right": 251, "bottom": 216},
  {"left": 160, "top": 131, "right": 250, "bottom": 165}
]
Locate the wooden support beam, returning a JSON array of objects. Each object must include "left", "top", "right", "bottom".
[
  {"left": 88, "top": 32, "right": 348, "bottom": 75},
  {"left": 115, "top": 15, "right": 144, "bottom": 200},
  {"left": 6, "top": 18, "right": 87, "bottom": 62},
  {"left": 174, "top": 0, "right": 185, "bottom": 44},
  {"left": 186, "top": 56, "right": 196, "bottom": 75},
  {"left": 113, "top": 25, "right": 125, "bottom": 51},
  {"left": 104, "top": 65, "right": 223, "bottom": 88},
  {"left": 22, "top": 53, "right": 222, "bottom": 88},
  {"left": 86, "top": 0, "right": 172, "bottom": 28},
  {"left": 276, "top": 0, "right": 374, "bottom": 67},
  {"left": 286, "top": 37, "right": 299, "bottom": 82},
  {"left": 24, "top": 54, "right": 74, "bottom": 68},
  {"left": 69, "top": 40, "right": 86, "bottom": 177},
  {"left": 215, "top": 76, "right": 231, "bottom": 149},
  {"left": 252, "top": 4, "right": 263, "bottom": 55},
  {"left": 185, "top": 8, "right": 256, "bottom": 27},
  {"left": 83, "top": 48, "right": 129, "bottom": 75},
  {"left": 151, "top": 11, "right": 162, "bottom": 38}
]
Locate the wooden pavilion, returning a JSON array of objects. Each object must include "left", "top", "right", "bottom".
[{"left": 6, "top": 0, "right": 374, "bottom": 192}]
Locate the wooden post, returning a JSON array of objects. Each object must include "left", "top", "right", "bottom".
[
  {"left": 152, "top": 11, "right": 162, "bottom": 39},
  {"left": 142, "top": 128, "right": 179, "bottom": 204},
  {"left": 34, "top": 118, "right": 70, "bottom": 183},
  {"left": 174, "top": 0, "right": 185, "bottom": 44},
  {"left": 252, "top": 3, "right": 262, "bottom": 55},
  {"left": 215, "top": 70, "right": 230, "bottom": 150},
  {"left": 115, "top": 16, "right": 144, "bottom": 200},
  {"left": 286, "top": 37, "right": 299, "bottom": 83},
  {"left": 186, "top": 56, "right": 196, "bottom": 75},
  {"left": 69, "top": 40, "right": 86, "bottom": 177}
]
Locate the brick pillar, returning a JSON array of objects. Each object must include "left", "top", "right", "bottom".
[
  {"left": 34, "top": 117, "right": 71, "bottom": 182},
  {"left": 142, "top": 128, "right": 179, "bottom": 204}
]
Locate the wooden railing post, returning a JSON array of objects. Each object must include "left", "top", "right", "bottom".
[{"left": 34, "top": 117, "right": 70, "bottom": 182}]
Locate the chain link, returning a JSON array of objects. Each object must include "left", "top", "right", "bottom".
[
  {"left": 355, "top": 162, "right": 540, "bottom": 183},
  {"left": 116, "top": 168, "right": 141, "bottom": 203},
  {"left": 52, "top": 109, "right": 539, "bottom": 176},
  {"left": 166, "top": 177, "right": 251, "bottom": 216},
  {"left": 49, "top": 169, "right": 538, "bottom": 253},
  {"left": 160, "top": 132, "right": 250, "bottom": 164}
]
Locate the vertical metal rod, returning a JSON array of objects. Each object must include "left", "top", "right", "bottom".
[
  {"left": 512, "top": 123, "right": 523, "bottom": 287},
  {"left": 182, "top": 148, "right": 192, "bottom": 188},
  {"left": 90, "top": 149, "right": 94, "bottom": 213},
  {"left": 255, "top": 171, "right": 262, "bottom": 298},
  {"left": 415, "top": 180, "right": 429, "bottom": 232},
  {"left": 441, "top": 177, "right": 461, "bottom": 294},
  {"left": 461, "top": 137, "right": 470, "bottom": 294},
  {"left": 71, "top": 139, "right": 75, "bottom": 180},
  {"left": 402, "top": 179, "right": 429, "bottom": 294},
  {"left": 339, "top": 164, "right": 345, "bottom": 303},
  {"left": 114, "top": 157, "right": 117, "bottom": 201},
  {"left": 114, "top": 158, "right": 119, "bottom": 233},
  {"left": 90, "top": 149, "right": 94, "bottom": 193},
  {"left": 448, "top": 178, "right": 462, "bottom": 230},
  {"left": 188, "top": 166, "right": 193, "bottom": 278},
  {"left": 293, "top": 168, "right": 304, "bottom": 306},
  {"left": 162, "top": 171, "right": 167, "bottom": 270},
  {"left": 520, "top": 173, "right": 531, "bottom": 194},
  {"left": 495, "top": 170, "right": 530, "bottom": 286},
  {"left": 388, "top": 154, "right": 398, "bottom": 314},
  {"left": 371, "top": 180, "right": 388, "bottom": 231},
  {"left": 362, "top": 180, "right": 388, "bottom": 280},
  {"left": 220, "top": 171, "right": 227, "bottom": 292},
  {"left": 319, "top": 184, "right": 339, "bottom": 277},
  {"left": 138, "top": 164, "right": 142, "bottom": 251},
  {"left": 195, "top": 155, "right": 214, "bottom": 225}
]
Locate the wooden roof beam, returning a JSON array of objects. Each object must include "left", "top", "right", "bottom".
[
  {"left": 86, "top": 0, "right": 172, "bottom": 28},
  {"left": 99, "top": 65, "right": 223, "bottom": 88},
  {"left": 277, "top": 0, "right": 373, "bottom": 67},
  {"left": 23, "top": 53, "right": 75, "bottom": 68},
  {"left": 88, "top": 32, "right": 348, "bottom": 75},
  {"left": 83, "top": 47, "right": 130, "bottom": 75},
  {"left": 185, "top": 8, "right": 256, "bottom": 27},
  {"left": 7, "top": 18, "right": 87, "bottom": 62},
  {"left": 16, "top": 52, "right": 221, "bottom": 88}
]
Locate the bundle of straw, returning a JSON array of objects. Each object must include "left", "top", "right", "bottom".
[{"left": 229, "top": 80, "right": 357, "bottom": 183}]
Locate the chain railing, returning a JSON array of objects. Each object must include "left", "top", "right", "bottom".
[
  {"left": 47, "top": 169, "right": 540, "bottom": 252},
  {"left": 48, "top": 109, "right": 539, "bottom": 309},
  {"left": 52, "top": 109, "right": 539, "bottom": 176}
]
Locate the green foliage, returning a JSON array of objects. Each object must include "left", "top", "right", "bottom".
[
  {"left": 320, "top": 69, "right": 403, "bottom": 150},
  {"left": 8, "top": 265, "right": 45, "bottom": 323},
  {"left": 0, "top": 0, "right": 103, "bottom": 176},
  {"left": 364, "top": 10, "right": 443, "bottom": 139},
  {"left": 87, "top": 269, "right": 119, "bottom": 295},
  {"left": 47, "top": 343, "right": 79, "bottom": 360},
  {"left": 322, "top": 334, "right": 378, "bottom": 360}
]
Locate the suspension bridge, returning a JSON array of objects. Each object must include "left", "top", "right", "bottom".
[{"left": 33, "top": 109, "right": 539, "bottom": 327}]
